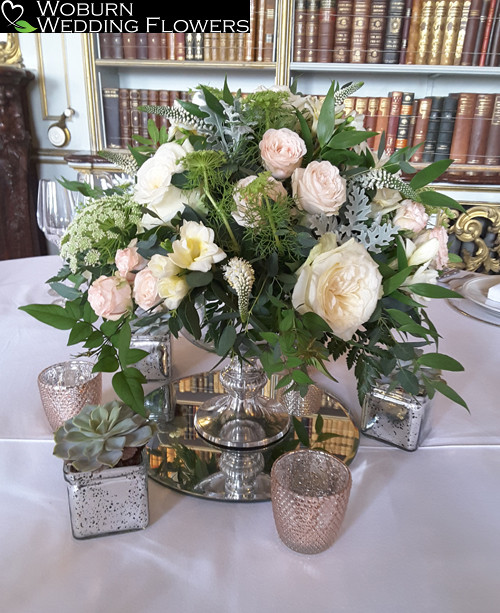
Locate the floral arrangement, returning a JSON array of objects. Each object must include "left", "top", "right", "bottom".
[{"left": 22, "top": 79, "right": 467, "bottom": 415}]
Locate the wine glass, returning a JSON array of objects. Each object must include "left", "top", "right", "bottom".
[{"left": 36, "top": 179, "right": 76, "bottom": 249}]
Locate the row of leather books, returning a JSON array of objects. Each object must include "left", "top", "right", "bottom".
[
  {"left": 294, "top": 0, "right": 500, "bottom": 67},
  {"left": 345, "top": 91, "right": 500, "bottom": 180},
  {"left": 98, "top": 1, "right": 276, "bottom": 63},
  {"left": 102, "top": 88, "right": 192, "bottom": 148}
]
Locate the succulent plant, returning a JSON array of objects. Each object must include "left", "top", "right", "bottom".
[{"left": 53, "top": 401, "right": 157, "bottom": 472}]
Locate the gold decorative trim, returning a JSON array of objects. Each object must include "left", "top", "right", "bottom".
[
  {"left": 82, "top": 34, "right": 102, "bottom": 153},
  {"left": 35, "top": 34, "right": 71, "bottom": 120},
  {"left": 449, "top": 205, "right": 500, "bottom": 272},
  {"left": 0, "top": 33, "right": 23, "bottom": 67},
  {"left": 275, "top": 0, "right": 293, "bottom": 86}
]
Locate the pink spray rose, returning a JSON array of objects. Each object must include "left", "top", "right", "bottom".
[
  {"left": 133, "top": 268, "right": 160, "bottom": 311},
  {"left": 88, "top": 275, "right": 133, "bottom": 321},
  {"left": 259, "top": 128, "right": 307, "bottom": 179},
  {"left": 292, "top": 160, "right": 346, "bottom": 216},
  {"left": 115, "top": 240, "right": 147, "bottom": 282},
  {"left": 393, "top": 200, "right": 429, "bottom": 233}
]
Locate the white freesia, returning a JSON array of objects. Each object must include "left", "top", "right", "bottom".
[
  {"left": 169, "top": 220, "right": 226, "bottom": 272},
  {"left": 402, "top": 263, "right": 439, "bottom": 301},
  {"left": 405, "top": 237, "right": 439, "bottom": 267},
  {"left": 414, "top": 226, "right": 449, "bottom": 270},
  {"left": 157, "top": 275, "right": 189, "bottom": 310},
  {"left": 292, "top": 234, "right": 382, "bottom": 341}
]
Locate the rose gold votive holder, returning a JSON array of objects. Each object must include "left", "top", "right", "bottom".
[
  {"left": 38, "top": 360, "right": 102, "bottom": 431},
  {"left": 271, "top": 449, "right": 352, "bottom": 555}
]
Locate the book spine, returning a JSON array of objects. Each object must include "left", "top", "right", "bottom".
[
  {"left": 385, "top": 91, "right": 404, "bottom": 154},
  {"left": 147, "top": 34, "right": 166, "bottom": 60},
  {"left": 343, "top": 97, "right": 356, "bottom": 117},
  {"left": 294, "top": 0, "right": 308, "bottom": 61},
  {"left": 135, "top": 34, "right": 148, "bottom": 60},
  {"left": 118, "top": 88, "right": 131, "bottom": 148},
  {"left": 235, "top": 33, "right": 246, "bottom": 61},
  {"left": 317, "top": 0, "right": 337, "bottom": 63},
  {"left": 454, "top": 1, "right": 472, "bottom": 64},
  {"left": 367, "top": 0, "right": 388, "bottom": 64},
  {"left": 365, "top": 97, "right": 380, "bottom": 148},
  {"left": 256, "top": 0, "right": 267, "bottom": 61},
  {"left": 129, "top": 89, "right": 141, "bottom": 145},
  {"left": 487, "top": 3, "right": 500, "bottom": 65},
  {"left": 461, "top": 0, "right": 485, "bottom": 63},
  {"left": 185, "top": 34, "right": 195, "bottom": 61},
  {"left": 175, "top": 34, "right": 185, "bottom": 61},
  {"left": 406, "top": 99, "right": 419, "bottom": 149},
  {"left": 333, "top": 0, "right": 353, "bottom": 62},
  {"left": 139, "top": 89, "right": 149, "bottom": 139},
  {"left": 395, "top": 91, "right": 415, "bottom": 150},
  {"left": 373, "top": 96, "right": 391, "bottom": 151},
  {"left": 427, "top": 0, "right": 449, "bottom": 65},
  {"left": 122, "top": 33, "right": 137, "bottom": 60},
  {"left": 467, "top": 93, "right": 496, "bottom": 164},
  {"left": 355, "top": 96, "right": 369, "bottom": 116},
  {"left": 350, "top": 0, "right": 371, "bottom": 63},
  {"left": 305, "top": 0, "right": 320, "bottom": 61},
  {"left": 449, "top": 93, "right": 477, "bottom": 163},
  {"left": 109, "top": 34, "right": 123, "bottom": 59},
  {"left": 440, "top": 1, "right": 465, "bottom": 65},
  {"left": 415, "top": 0, "right": 434, "bottom": 64},
  {"left": 147, "top": 89, "right": 160, "bottom": 129},
  {"left": 245, "top": 0, "right": 257, "bottom": 61},
  {"left": 479, "top": 0, "right": 498, "bottom": 65},
  {"left": 102, "top": 87, "right": 120, "bottom": 148},
  {"left": 263, "top": 0, "right": 276, "bottom": 61},
  {"left": 194, "top": 34, "right": 204, "bottom": 61},
  {"left": 158, "top": 90, "right": 170, "bottom": 131},
  {"left": 472, "top": 0, "right": 492, "bottom": 65},
  {"left": 422, "top": 96, "right": 444, "bottom": 162},
  {"left": 399, "top": 0, "right": 415, "bottom": 63},
  {"left": 434, "top": 94, "right": 459, "bottom": 160},
  {"left": 484, "top": 94, "right": 500, "bottom": 168},
  {"left": 383, "top": 0, "right": 406, "bottom": 64},
  {"left": 411, "top": 97, "right": 433, "bottom": 161},
  {"left": 405, "top": 0, "right": 423, "bottom": 63},
  {"left": 98, "top": 34, "right": 114, "bottom": 59}
]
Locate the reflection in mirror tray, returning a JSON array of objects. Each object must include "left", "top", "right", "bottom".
[{"left": 145, "top": 371, "right": 359, "bottom": 503}]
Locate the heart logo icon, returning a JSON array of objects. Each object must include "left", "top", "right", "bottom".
[{"left": 1, "top": 0, "right": 24, "bottom": 26}]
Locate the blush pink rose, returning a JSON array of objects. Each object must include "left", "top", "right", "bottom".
[
  {"left": 115, "top": 241, "right": 147, "bottom": 282},
  {"left": 232, "top": 174, "right": 288, "bottom": 227},
  {"left": 88, "top": 275, "right": 133, "bottom": 321},
  {"left": 133, "top": 268, "right": 160, "bottom": 311},
  {"left": 292, "top": 160, "right": 346, "bottom": 216},
  {"left": 393, "top": 200, "right": 429, "bottom": 233},
  {"left": 259, "top": 128, "right": 307, "bottom": 180}
]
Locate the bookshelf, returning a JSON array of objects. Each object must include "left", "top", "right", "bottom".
[{"left": 81, "top": 0, "right": 500, "bottom": 195}]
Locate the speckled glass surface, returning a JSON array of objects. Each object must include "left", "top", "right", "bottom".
[
  {"left": 130, "top": 332, "right": 171, "bottom": 381},
  {"left": 360, "top": 385, "right": 432, "bottom": 451},
  {"left": 271, "top": 450, "right": 352, "bottom": 555},
  {"left": 276, "top": 383, "right": 323, "bottom": 417},
  {"left": 38, "top": 360, "right": 102, "bottom": 431},
  {"left": 63, "top": 459, "right": 149, "bottom": 539}
]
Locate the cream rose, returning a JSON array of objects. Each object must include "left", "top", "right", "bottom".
[
  {"left": 133, "top": 268, "right": 160, "bottom": 311},
  {"left": 393, "top": 200, "right": 429, "bottom": 233},
  {"left": 232, "top": 174, "right": 287, "bottom": 227},
  {"left": 115, "top": 239, "right": 147, "bottom": 282},
  {"left": 259, "top": 128, "right": 307, "bottom": 180},
  {"left": 169, "top": 220, "right": 226, "bottom": 272},
  {"left": 88, "top": 275, "right": 133, "bottom": 321},
  {"left": 292, "top": 235, "right": 382, "bottom": 341},
  {"left": 414, "top": 226, "right": 449, "bottom": 270},
  {"left": 292, "top": 160, "right": 346, "bottom": 216},
  {"left": 371, "top": 188, "right": 401, "bottom": 216}
]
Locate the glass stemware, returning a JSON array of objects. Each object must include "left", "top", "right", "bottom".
[{"left": 36, "top": 179, "right": 76, "bottom": 249}]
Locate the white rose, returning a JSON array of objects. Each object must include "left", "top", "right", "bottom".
[
  {"left": 133, "top": 268, "right": 160, "bottom": 311},
  {"left": 140, "top": 186, "right": 200, "bottom": 230},
  {"left": 292, "top": 160, "right": 346, "bottom": 216},
  {"left": 393, "top": 200, "right": 429, "bottom": 233},
  {"left": 371, "top": 188, "right": 402, "bottom": 216},
  {"left": 259, "top": 128, "right": 307, "bottom": 180},
  {"left": 292, "top": 235, "right": 382, "bottom": 341},
  {"left": 232, "top": 174, "right": 287, "bottom": 227},
  {"left": 169, "top": 220, "right": 226, "bottom": 272}
]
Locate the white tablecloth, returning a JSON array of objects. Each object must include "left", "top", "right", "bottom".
[{"left": 1, "top": 256, "right": 499, "bottom": 613}]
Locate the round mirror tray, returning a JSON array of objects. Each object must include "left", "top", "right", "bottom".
[{"left": 145, "top": 371, "right": 359, "bottom": 502}]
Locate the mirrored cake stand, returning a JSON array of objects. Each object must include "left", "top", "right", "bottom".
[{"left": 145, "top": 370, "right": 359, "bottom": 502}]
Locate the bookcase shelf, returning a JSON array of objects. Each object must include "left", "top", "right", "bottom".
[
  {"left": 95, "top": 59, "right": 276, "bottom": 70},
  {"left": 291, "top": 62, "right": 500, "bottom": 78}
]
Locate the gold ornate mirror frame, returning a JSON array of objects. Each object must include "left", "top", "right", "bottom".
[{"left": 0, "top": 34, "right": 23, "bottom": 68}]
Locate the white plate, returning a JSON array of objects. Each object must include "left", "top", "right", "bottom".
[
  {"left": 447, "top": 298, "right": 500, "bottom": 327},
  {"left": 460, "top": 277, "right": 500, "bottom": 315}
]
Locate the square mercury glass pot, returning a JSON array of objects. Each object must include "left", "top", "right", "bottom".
[
  {"left": 130, "top": 329, "right": 171, "bottom": 382},
  {"left": 360, "top": 381, "right": 433, "bottom": 451},
  {"left": 63, "top": 455, "right": 149, "bottom": 539}
]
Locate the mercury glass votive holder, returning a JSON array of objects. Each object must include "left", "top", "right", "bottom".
[
  {"left": 271, "top": 449, "right": 352, "bottom": 555},
  {"left": 38, "top": 360, "right": 102, "bottom": 431}
]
